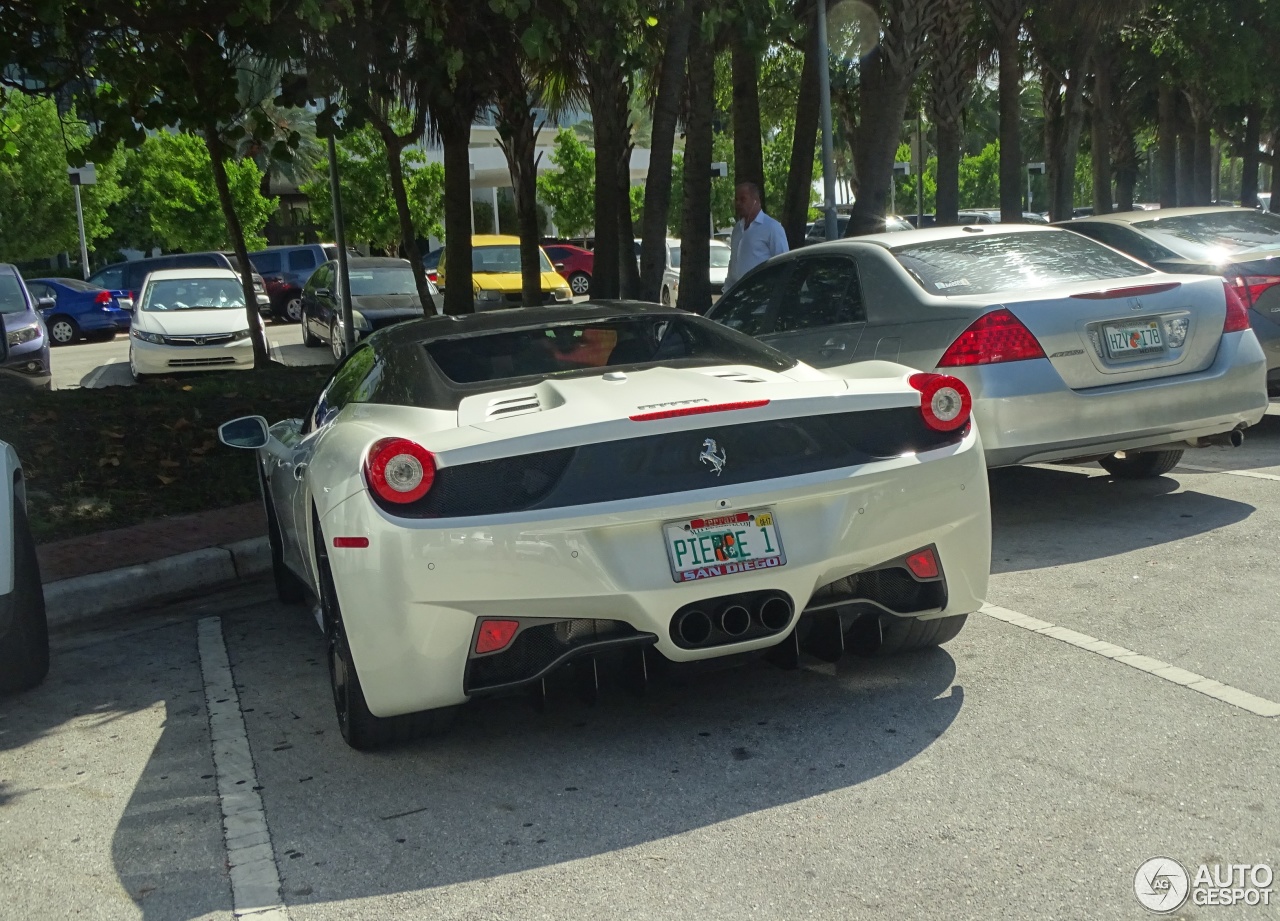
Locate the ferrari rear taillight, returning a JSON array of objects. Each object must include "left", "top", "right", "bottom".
[
  {"left": 1223, "top": 281, "right": 1252, "bottom": 333},
  {"left": 629, "top": 400, "right": 770, "bottom": 422},
  {"left": 909, "top": 373, "right": 972, "bottom": 432},
  {"left": 475, "top": 619, "right": 520, "bottom": 654},
  {"left": 94, "top": 290, "right": 112, "bottom": 304},
  {"left": 937, "top": 309, "right": 1045, "bottom": 366},
  {"left": 364, "top": 437, "right": 436, "bottom": 504}
]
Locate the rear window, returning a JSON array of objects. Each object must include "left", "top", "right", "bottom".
[
  {"left": 425, "top": 316, "right": 793, "bottom": 385},
  {"left": 252, "top": 252, "right": 283, "bottom": 273},
  {"left": 1133, "top": 210, "right": 1280, "bottom": 257},
  {"left": 892, "top": 231, "right": 1151, "bottom": 297}
]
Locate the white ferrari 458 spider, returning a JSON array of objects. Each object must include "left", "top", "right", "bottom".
[{"left": 219, "top": 304, "right": 991, "bottom": 748}]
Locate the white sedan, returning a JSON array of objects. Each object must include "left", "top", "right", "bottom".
[
  {"left": 218, "top": 305, "right": 991, "bottom": 749},
  {"left": 129, "top": 267, "right": 262, "bottom": 380},
  {"left": 0, "top": 332, "right": 49, "bottom": 693}
]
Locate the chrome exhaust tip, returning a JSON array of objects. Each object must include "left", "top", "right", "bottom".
[
  {"left": 677, "top": 609, "right": 713, "bottom": 646},
  {"left": 718, "top": 604, "right": 751, "bottom": 638},
  {"left": 757, "top": 595, "right": 793, "bottom": 632}
]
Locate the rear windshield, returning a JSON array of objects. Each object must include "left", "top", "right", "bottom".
[
  {"left": 0, "top": 274, "right": 30, "bottom": 314},
  {"left": 892, "top": 231, "right": 1152, "bottom": 297},
  {"left": 348, "top": 266, "right": 417, "bottom": 297},
  {"left": 425, "top": 315, "right": 793, "bottom": 385},
  {"left": 1133, "top": 210, "right": 1280, "bottom": 257}
]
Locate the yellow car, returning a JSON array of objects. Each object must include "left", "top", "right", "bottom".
[{"left": 436, "top": 234, "right": 573, "bottom": 309}]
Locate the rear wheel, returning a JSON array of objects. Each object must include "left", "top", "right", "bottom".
[
  {"left": 568, "top": 272, "right": 591, "bottom": 296},
  {"left": 1099, "top": 449, "right": 1184, "bottom": 479},
  {"left": 47, "top": 316, "right": 79, "bottom": 346},
  {"left": 0, "top": 501, "right": 50, "bottom": 694},
  {"left": 846, "top": 612, "right": 968, "bottom": 658},
  {"left": 302, "top": 318, "right": 321, "bottom": 348},
  {"left": 283, "top": 296, "right": 304, "bottom": 324},
  {"left": 330, "top": 322, "right": 344, "bottom": 361}
]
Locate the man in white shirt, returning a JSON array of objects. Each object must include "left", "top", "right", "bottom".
[{"left": 726, "top": 181, "right": 789, "bottom": 289}]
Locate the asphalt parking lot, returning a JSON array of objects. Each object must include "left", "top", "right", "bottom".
[{"left": 3, "top": 418, "right": 1279, "bottom": 919}]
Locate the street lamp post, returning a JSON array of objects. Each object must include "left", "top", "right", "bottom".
[
  {"left": 816, "top": 0, "right": 838, "bottom": 241},
  {"left": 326, "top": 112, "right": 356, "bottom": 357}
]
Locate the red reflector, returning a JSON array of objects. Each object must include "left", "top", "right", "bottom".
[
  {"left": 629, "top": 400, "right": 770, "bottom": 422},
  {"left": 938, "top": 309, "right": 1045, "bottom": 367},
  {"left": 1223, "top": 281, "right": 1252, "bottom": 333},
  {"left": 906, "top": 547, "right": 940, "bottom": 579},
  {"left": 1070, "top": 282, "right": 1181, "bottom": 299},
  {"left": 333, "top": 537, "right": 369, "bottom": 549},
  {"left": 1237, "top": 275, "right": 1280, "bottom": 306},
  {"left": 475, "top": 619, "right": 520, "bottom": 654},
  {"left": 94, "top": 290, "right": 112, "bottom": 304}
]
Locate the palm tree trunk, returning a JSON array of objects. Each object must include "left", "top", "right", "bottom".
[
  {"left": 781, "top": 16, "right": 820, "bottom": 247},
  {"left": 848, "top": 45, "right": 914, "bottom": 235},
  {"left": 439, "top": 112, "right": 476, "bottom": 315},
  {"left": 1241, "top": 105, "right": 1261, "bottom": 208},
  {"left": 1043, "top": 64, "right": 1087, "bottom": 221},
  {"left": 378, "top": 126, "right": 433, "bottom": 313},
  {"left": 1192, "top": 112, "right": 1212, "bottom": 205},
  {"left": 994, "top": 12, "right": 1024, "bottom": 221},
  {"left": 495, "top": 93, "right": 545, "bottom": 307},
  {"left": 677, "top": 2, "right": 714, "bottom": 315},
  {"left": 640, "top": 0, "right": 691, "bottom": 302},
  {"left": 616, "top": 140, "right": 641, "bottom": 298},
  {"left": 1112, "top": 115, "right": 1138, "bottom": 212},
  {"left": 1090, "top": 58, "right": 1112, "bottom": 214},
  {"left": 1177, "top": 122, "right": 1194, "bottom": 206},
  {"left": 587, "top": 63, "right": 627, "bottom": 299},
  {"left": 935, "top": 120, "right": 962, "bottom": 224},
  {"left": 204, "top": 125, "right": 269, "bottom": 369},
  {"left": 732, "top": 32, "right": 766, "bottom": 208},
  {"left": 1157, "top": 84, "right": 1178, "bottom": 207}
]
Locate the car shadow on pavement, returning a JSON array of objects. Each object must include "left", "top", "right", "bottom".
[
  {"left": 988, "top": 464, "right": 1255, "bottom": 573},
  {"left": 98, "top": 597, "right": 966, "bottom": 916}
]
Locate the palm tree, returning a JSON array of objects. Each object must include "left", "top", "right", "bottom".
[{"left": 232, "top": 58, "right": 325, "bottom": 196}]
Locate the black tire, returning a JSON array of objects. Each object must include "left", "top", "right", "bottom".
[
  {"left": 259, "top": 468, "right": 306, "bottom": 605},
  {"left": 302, "top": 318, "right": 321, "bottom": 348},
  {"left": 568, "top": 272, "right": 591, "bottom": 296},
  {"left": 1099, "top": 449, "right": 1184, "bottom": 479},
  {"left": 660, "top": 287, "right": 672, "bottom": 307},
  {"left": 0, "top": 501, "right": 50, "bottom": 694},
  {"left": 46, "top": 315, "right": 79, "bottom": 346},
  {"left": 847, "top": 612, "right": 968, "bottom": 658}
]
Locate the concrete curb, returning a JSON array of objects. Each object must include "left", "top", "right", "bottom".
[{"left": 44, "top": 536, "right": 272, "bottom": 629}]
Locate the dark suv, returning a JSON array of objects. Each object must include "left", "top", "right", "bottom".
[
  {"left": 0, "top": 265, "right": 52, "bottom": 390},
  {"left": 248, "top": 244, "right": 340, "bottom": 323},
  {"left": 88, "top": 252, "right": 271, "bottom": 314}
]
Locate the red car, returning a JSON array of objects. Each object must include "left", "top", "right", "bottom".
[{"left": 543, "top": 244, "right": 593, "bottom": 297}]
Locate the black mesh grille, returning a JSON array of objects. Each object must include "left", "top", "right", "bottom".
[
  {"left": 378, "top": 408, "right": 964, "bottom": 519},
  {"left": 465, "top": 619, "right": 640, "bottom": 691}
]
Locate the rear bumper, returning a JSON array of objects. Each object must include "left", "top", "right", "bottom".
[
  {"left": 956, "top": 330, "right": 1269, "bottom": 467},
  {"left": 318, "top": 432, "right": 991, "bottom": 716}
]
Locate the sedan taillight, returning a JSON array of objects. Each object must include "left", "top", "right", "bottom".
[
  {"left": 364, "top": 437, "right": 436, "bottom": 504},
  {"left": 94, "top": 290, "right": 112, "bottom": 304},
  {"left": 909, "top": 373, "right": 973, "bottom": 433},
  {"left": 1230, "top": 275, "right": 1280, "bottom": 307},
  {"left": 1223, "top": 281, "right": 1252, "bottom": 333},
  {"left": 937, "top": 309, "right": 1045, "bottom": 367}
]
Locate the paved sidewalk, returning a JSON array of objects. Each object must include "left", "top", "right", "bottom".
[{"left": 36, "top": 502, "right": 270, "bottom": 628}]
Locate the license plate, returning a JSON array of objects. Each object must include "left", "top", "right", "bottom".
[
  {"left": 1104, "top": 321, "right": 1164, "bottom": 356},
  {"left": 664, "top": 508, "right": 786, "bottom": 583}
]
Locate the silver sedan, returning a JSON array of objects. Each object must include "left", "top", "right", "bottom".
[{"left": 707, "top": 225, "right": 1268, "bottom": 477}]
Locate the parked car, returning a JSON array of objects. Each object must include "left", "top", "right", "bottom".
[
  {"left": 422, "top": 248, "right": 443, "bottom": 284},
  {"left": 301, "top": 257, "right": 441, "bottom": 359},
  {"left": 805, "top": 215, "right": 913, "bottom": 244},
  {"left": 706, "top": 225, "right": 1268, "bottom": 477},
  {"left": 1061, "top": 206, "right": 1280, "bottom": 392},
  {"left": 26, "top": 277, "right": 131, "bottom": 345},
  {"left": 127, "top": 268, "right": 262, "bottom": 381},
  {"left": 435, "top": 235, "right": 573, "bottom": 308},
  {"left": 0, "top": 330, "right": 50, "bottom": 694},
  {"left": 0, "top": 265, "right": 51, "bottom": 390},
  {"left": 542, "top": 243, "right": 594, "bottom": 296},
  {"left": 89, "top": 252, "right": 271, "bottom": 314},
  {"left": 217, "top": 303, "right": 991, "bottom": 748},
  {"left": 659, "top": 238, "right": 732, "bottom": 306},
  {"left": 248, "top": 244, "right": 341, "bottom": 323}
]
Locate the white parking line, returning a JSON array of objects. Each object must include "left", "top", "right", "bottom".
[
  {"left": 1177, "top": 463, "right": 1280, "bottom": 483},
  {"left": 81, "top": 358, "right": 123, "bottom": 389},
  {"left": 980, "top": 603, "right": 1280, "bottom": 718},
  {"left": 197, "top": 617, "right": 291, "bottom": 920}
]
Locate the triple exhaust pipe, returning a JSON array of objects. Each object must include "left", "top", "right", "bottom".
[{"left": 674, "top": 593, "right": 794, "bottom": 647}]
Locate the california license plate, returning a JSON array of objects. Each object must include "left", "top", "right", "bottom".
[
  {"left": 664, "top": 509, "right": 786, "bottom": 583},
  {"left": 1104, "top": 321, "right": 1164, "bottom": 356}
]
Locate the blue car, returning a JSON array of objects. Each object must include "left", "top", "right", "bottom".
[
  {"left": 0, "top": 265, "right": 51, "bottom": 389},
  {"left": 26, "top": 277, "right": 131, "bottom": 346}
]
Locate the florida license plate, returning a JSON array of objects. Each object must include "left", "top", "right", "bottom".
[
  {"left": 1104, "top": 321, "right": 1164, "bottom": 356},
  {"left": 664, "top": 509, "right": 786, "bottom": 583}
]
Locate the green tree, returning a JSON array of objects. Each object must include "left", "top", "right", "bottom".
[
  {"left": 959, "top": 141, "right": 1002, "bottom": 208},
  {"left": 538, "top": 128, "right": 596, "bottom": 237},
  {"left": 300, "top": 125, "right": 444, "bottom": 254},
  {"left": 0, "top": 96, "right": 123, "bottom": 265},
  {"left": 123, "top": 132, "right": 274, "bottom": 253}
]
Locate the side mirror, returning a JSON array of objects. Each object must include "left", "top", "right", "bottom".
[
  {"left": 37, "top": 296, "right": 55, "bottom": 309},
  {"left": 554, "top": 262, "right": 566, "bottom": 272},
  {"left": 315, "top": 288, "right": 330, "bottom": 298},
  {"left": 218, "top": 415, "right": 270, "bottom": 449}
]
